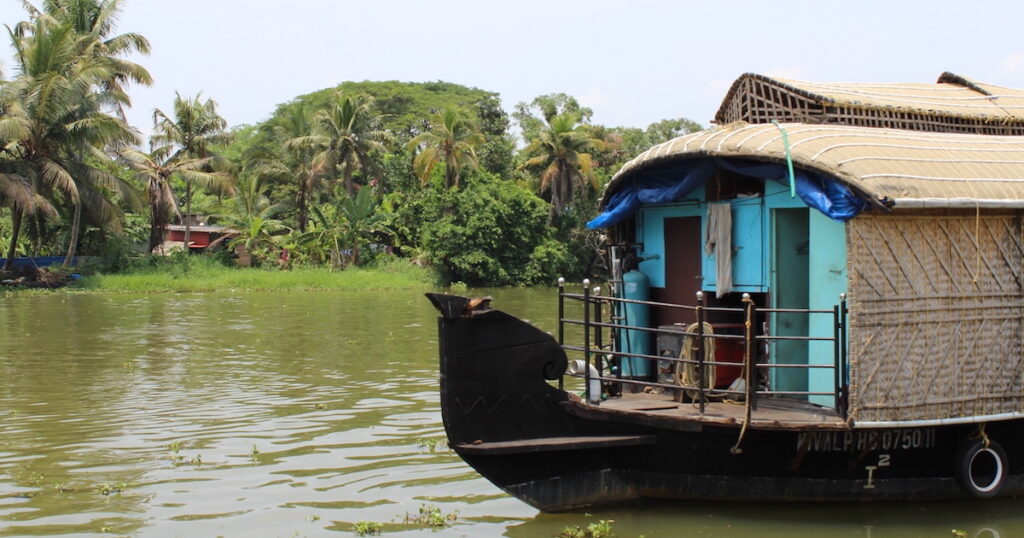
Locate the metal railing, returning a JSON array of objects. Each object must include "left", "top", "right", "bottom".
[{"left": 556, "top": 278, "right": 849, "bottom": 418}]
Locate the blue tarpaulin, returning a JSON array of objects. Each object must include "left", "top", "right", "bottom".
[
  {"left": 0, "top": 256, "right": 79, "bottom": 269},
  {"left": 587, "top": 158, "right": 867, "bottom": 229}
]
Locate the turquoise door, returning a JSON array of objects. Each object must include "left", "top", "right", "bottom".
[
  {"left": 770, "top": 208, "right": 809, "bottom": 396},
  {"left": 807, "top": 211, "right": 847, "bottom": 407}
]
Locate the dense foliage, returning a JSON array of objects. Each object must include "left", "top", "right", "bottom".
[{"left": 0, "top": 1, "right": 702, "bottom": 286}]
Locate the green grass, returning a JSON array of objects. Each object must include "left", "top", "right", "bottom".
[{"left": 72, "top": 257, "right": 437, "bottom": 293}]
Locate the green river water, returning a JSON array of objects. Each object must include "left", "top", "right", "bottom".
[{"left": 0, "top": 288, "right": 1021, "bottom": 537}]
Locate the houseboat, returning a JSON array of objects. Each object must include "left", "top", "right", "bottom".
[{"left": 429, "top": 72, "right": 1024, "bottom": 511}]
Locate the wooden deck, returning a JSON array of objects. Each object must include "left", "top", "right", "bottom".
[{"left": 567, "top": 391, "right": 850, "bottom": 431}]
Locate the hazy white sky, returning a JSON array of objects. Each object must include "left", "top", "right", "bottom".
[{"left": 3, "top": 0, "right": 1024, "bottom": 140}]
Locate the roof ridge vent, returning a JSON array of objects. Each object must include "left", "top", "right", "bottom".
[{"left": 937, "top": 72, "right": 993, "bottom": 96}]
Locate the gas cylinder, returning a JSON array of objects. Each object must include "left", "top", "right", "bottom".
[{"left": 619, "top": 269, "right": 652, "bottom": 379}]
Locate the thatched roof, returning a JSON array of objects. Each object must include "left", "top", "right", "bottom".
[
  {"left": 603, "top": 122, "right": 1024, "bottom": 209},
  {"left": 715, "top": 72, "right": 1024, "bottom": 135}
]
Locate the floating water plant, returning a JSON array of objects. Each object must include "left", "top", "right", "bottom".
[
  {"left": 18, "top": 471, "right": 44, "bottom": 487},
  {"left": 403, "top": 503, "right": 457, "bottom": 528},
  {"left": 354, "top": 521, "right": 383, "bottom": 536},
  {"left": 587, "top": 520, "right": 615, "bottom": 538},
  {"left": 167, "top": 441, "right": 202, "bottom": 466},
  {"left": 416, "top": 437, "right": 448, "bottom": 452},
  {"left": 557, "top": 526, "right": 586, "bottom": 538},
  {"left": 557, "top": 520, "right": 615, "bottom": 538},
  {"left": 97, "top": 482, "right": 127, "bottom": 495}
]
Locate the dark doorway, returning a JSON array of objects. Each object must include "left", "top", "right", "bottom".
[{"left": 652, "top": 216, "right": 702, "bottom": 326}]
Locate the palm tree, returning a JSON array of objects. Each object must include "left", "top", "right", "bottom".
[
  {"left": 151, "top": 93, "right": 233, "bottom": 248},
  {"left": 302, "top": 92, "right": 390, "bottom": 195},
  {"left": 2, "top": 14, "right": 141, "bottom": 266},
  {"left": 264, "top": 103, "right": 320, "bottom": 232},
  {"left": 21, "top": 0, "right": 152, "bottom": 119},
  {"left": 299, "top": 187, "right": 389, "bottom": 268},
  {"left": 120, "top": 145, "right": 223, "bottom": 252},
  {"left": 521, "top": 111, "right": 604, "bottom": 222},
  {"left": 219, "top": 173, "right": 289, "bottom": 265},
  {"left": 0, "top": 169, "right": 56, "bottom": 269},
  {"left": 335, "top": 186, "right": 390, "bottom": 267},
  {"left": 407, "top": 106, "right": 484, "bottom": 189}
]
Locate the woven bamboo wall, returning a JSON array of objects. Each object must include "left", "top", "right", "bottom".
[{"left": 847, "top": 210, "right": 1024, "bottom": 422}]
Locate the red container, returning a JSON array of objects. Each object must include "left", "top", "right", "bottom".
[{"left": 714, "top": 338, "right": 744, "bottom": 389}]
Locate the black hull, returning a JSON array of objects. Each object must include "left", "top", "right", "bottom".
[{"left": 430, "top": 294, "right": 1024, "bottom": 512}]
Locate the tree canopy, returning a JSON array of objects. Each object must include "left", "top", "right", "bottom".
[{"left": 0, "top": 2, "right": 704, "bottom": 285}]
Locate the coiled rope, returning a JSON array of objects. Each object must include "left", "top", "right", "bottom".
[{"left": 676, "top": 322, "right": 716, "bottom": 400}]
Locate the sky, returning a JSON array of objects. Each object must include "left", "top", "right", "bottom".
[{"left": 3, "top": 0, "right": 1024, "bottom": 141}]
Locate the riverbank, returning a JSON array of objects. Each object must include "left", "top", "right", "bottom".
[{"left": 3, "top": 257, "right": 438, "bottom": 294}]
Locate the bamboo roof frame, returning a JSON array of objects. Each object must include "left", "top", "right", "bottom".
[{"left": 714, "top": 73, "right": 1024, "bottom": 135}]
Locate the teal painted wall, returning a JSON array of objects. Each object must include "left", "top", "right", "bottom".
[
  {"left": 636, "top": 193, "right": 704, "bottom": 288},
  {"left": 763, "top": 179, "right": 806, "bottom": 210},
  {"left": 762, "top": 180, "right": 847, "bottom": 404},
  {"left": 702, "top": 197, "right": 765, "bottom": 292},
  {"left": 631, "top": 178, "right": 847, "bottom": 406}
]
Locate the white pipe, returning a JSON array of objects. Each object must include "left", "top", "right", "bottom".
[
  {"left": 853, "top": 411, "right": 1024, "bottom": 429},
  {"left": 568, "top": 359, "right": 602, "bottom": 404}
]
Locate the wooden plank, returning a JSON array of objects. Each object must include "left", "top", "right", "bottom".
[
  {"left": 563, "top": 393, "right": 848, "bottom": 431},
  {"left": 455, "top": 435, "right": 658, "bottom": 455}
]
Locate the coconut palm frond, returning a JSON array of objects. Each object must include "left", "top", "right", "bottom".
[{"left": 0, "top": 172, "right": 35, "bottom": 209}]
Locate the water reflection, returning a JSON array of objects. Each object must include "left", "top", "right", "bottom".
[
  {"left": 507, "top": 500, "right": 1024, "bottom": 538},
  {"left": 1, "top": 288, "right": 1021, "bottom": 536},
  {"left": 0, "top": 290, "right": 532, "bottom": 536}
]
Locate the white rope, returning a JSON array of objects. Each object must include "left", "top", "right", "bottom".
[
  {"left": 699, "top": 133, "right": 716, "bottom": 151},
  {"left": 683, "top": 132, "right": 700, "bottom": 152},
  {"left": 859, "top": 173, "right": 1024, "bottom": 183},
  {"left": 779, "top": 126, "right": 1024, "bottom": 146},
  {"left": 707, "top": 124, "right": 983, "bottom": 154},
  {"left": 625, "top": 119, "right": 1024, "bottom": 175},
  {"left": 815, "top": 141, "right": 1024, "bottom": 160},
  {"left": 734, "top": 125, "right": 778, "bottom": 149},
  {"left": 837, "top": 155, "right": 1024, "bottom": 166},
  {"left": 653, "top": 140, "right": 673, "bottom": 158},
  {"left": 715, "top": 124, "right": 762, "bottom": 151},
  {"left": 756, "top": 133, "right": 786, "bottom": 152}
]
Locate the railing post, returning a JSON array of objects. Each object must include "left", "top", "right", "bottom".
[
  {"left": 839, "top": 292, "right": 849, "bottom": 418},
  {"left": 557, "top": 277, "right": 565, "bottom": 390},
  {"left": 594, "top": 286, "right": 603, "bottom": 380},
  {"left": 743, "top": 293, "right": 757, "bottom": 411},
  {"left": 833, "top": 303, "right": 841, "bottom": 412},
  {"left": 583, "top": 279, "right": 593, "bottom": 404},
  {"left": 695, "top": 291, "right": 706, "bottom": 415}
]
